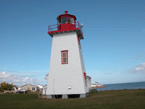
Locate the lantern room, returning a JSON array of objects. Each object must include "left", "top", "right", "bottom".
[
  {"left": 48, "top": 11, "right": 84, "bottom": 39},
  {"left": 57, "top": 11, "right": 76, "bottom": 31}
]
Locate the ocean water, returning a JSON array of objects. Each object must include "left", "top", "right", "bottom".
[{"left": 97, "top": 81, "right": 145, "bottom": 91}]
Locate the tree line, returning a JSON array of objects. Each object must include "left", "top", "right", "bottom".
[{"left": 0, "top": 82, "right": 13, "bottom": 92}]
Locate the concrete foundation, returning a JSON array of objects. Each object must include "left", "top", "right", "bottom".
[
  {"left": 47, "top": 95, "right": 52, "bottom": 99},
  {"left": 47, "top": 93, "right": 87, "bottom": 99},
  {"left": 80, "top": 94, "right": 86, "bottom": 98},
  {"left": 62, "top": 94, "right": 68, "bottom": 99}
]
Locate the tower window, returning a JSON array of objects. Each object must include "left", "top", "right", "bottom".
[
  {"left": 70, "top": 18, "right": 74, "bottom": 24},
  {"left": 61, "top": 50, "right": 68, "bottom": 64},
  {"left": 62, "top": 17, "right": 68, "bottom": 24},
  {"left": 58, "top": 17, "right": 75, "bottom": 24}
]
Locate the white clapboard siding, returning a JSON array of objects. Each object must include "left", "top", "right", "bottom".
[{"left": 47, "top": 31, "right": 88, "bottom": 95}]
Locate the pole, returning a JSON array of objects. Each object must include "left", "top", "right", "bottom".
[{"left": 53, "top": 79, "right": 55, "bottom": 99}]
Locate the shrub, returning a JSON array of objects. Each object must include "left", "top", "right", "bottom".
[
  {"left": 27, "top": 90, "right": 31, "bottom": 92},
  {"left": 0, "top": 82, "right": 13, "bottom": 92},
  {"left": 0, "top": 87, "right": 4, "bottom": 92}
]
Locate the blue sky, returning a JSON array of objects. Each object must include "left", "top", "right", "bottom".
[{"left": 0, "top": 0, "right": 145, "bottom": 86}]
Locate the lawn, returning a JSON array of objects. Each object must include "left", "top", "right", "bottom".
[{"left": 0, "top": 89, "right": 145, "bottom": 109}]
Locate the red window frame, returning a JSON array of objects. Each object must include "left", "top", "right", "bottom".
[
  {"left": 84, "top": 72, "right": 87, "bottom": 86},
  {"left": 61, "top": 50, "right": 68, "bottom": 64}
]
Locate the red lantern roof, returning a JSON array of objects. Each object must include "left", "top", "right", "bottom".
[{"left": 57, "top": 11, "right": 76, "bottom": 20}]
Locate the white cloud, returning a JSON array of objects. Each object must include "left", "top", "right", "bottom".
[
  {"left": 128, "top": 63, "right": 145, "bottom": 73},
  {"left": 0, "top": 71, "right": 42, "bottom": 86}
]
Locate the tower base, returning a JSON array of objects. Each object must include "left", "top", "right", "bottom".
[
  {"left": 46, "top": 93, "right": 87, "bottom": 99},
  {"left": 62, "top": 94, "right": 68, "bottom": 99},
  {"left": 47, "top": 95, "right": 52, "bottom": 99},
  {"left": 80, "top": 94, "right": 86, "bottom": 98}
]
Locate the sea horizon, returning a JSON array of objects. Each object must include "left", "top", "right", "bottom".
[
  {"left": 97, "top": 81, "right": 145, "bottom": 91},
  {"left": 103, "top": 81, "right": 145, "bottom": 85}
]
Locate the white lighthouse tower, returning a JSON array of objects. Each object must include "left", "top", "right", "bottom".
[{"left": 46, "top": 11, "right": 89, "bottom": 99}]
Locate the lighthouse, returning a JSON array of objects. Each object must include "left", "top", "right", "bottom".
[{"left": 46, "top": 11, "right": 89, "bottom": 99}]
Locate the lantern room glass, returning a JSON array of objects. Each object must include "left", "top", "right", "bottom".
[
  {"left": 62, "top": 17, "right": 68, "bottom": 24},
  {"left": 69, "top": 18, "right": 74, "bottom": 24},
  {"left": 58, "top": 17, "right": 75, "bottom": 25},
  {"left": 58, "top": 19, "right": 61, "bottom": 26}
]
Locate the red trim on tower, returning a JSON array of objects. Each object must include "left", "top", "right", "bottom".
[
  {"left": 84, "top": 72, "right": 87, "bottom": 86},
  {"left": 48, "top": 21, "right": 84, "bottom": 39},
  {"left": 78, "top": 36, "right": 80, "bottom": 46},
  {"left": 78, "top": 36, "right": 81, "bottom": 48}
]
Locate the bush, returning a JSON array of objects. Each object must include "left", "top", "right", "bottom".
[
  {"left": 91, "top": 89, "right": 98, "bottom": 93},
  {"left": 0, "top": 82, "right": 13, "bottom": 92},
  {"left": 27, "top": 90, "right": 31, "bottom": 92},
  {"left": 0, "top": 87, "right": 4, "bottom": 92}
]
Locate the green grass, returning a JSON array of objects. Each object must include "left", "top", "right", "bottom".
[{"left": 0, "top": 89, "right": 145, "bottom": 109}]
